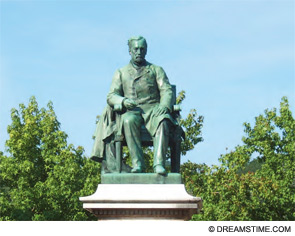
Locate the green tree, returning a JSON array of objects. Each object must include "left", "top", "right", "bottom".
[
  {"left": 182, "top": 97, "right": 294, "bottom": 221},
  {"left": 236, "top": 158, "right": 263, "bottom": 175},
  {"left": 0, "top": 97, "right": 100, "bottom": 220},
  {"left": 243, "top": 97, "right": 295, "bottom": 220},
  {"left": 177, "top": 90, "right": 204, "bottom": 156}
]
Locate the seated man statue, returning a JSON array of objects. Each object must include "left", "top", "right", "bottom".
[{"left": 92, "top": 36, "right": 177, "bottom": 174}]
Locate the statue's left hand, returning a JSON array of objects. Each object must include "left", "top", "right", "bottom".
[
  {"left": 123, "top": 98, "right": 137, "bottom": 110},
  {"left": 154, "top": 105, "right": 169, "bottom": 117}
]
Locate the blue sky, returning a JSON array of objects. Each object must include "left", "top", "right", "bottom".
[{"left": 0, "top": 0, "right": 294, "bottom": 166}]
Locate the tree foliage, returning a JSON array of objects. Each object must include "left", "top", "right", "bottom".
[
  {"left": 177, "top": 90, "right": 204, "bottom": 156},
  {"left": 0, "top": 97, "right": 100, "bottom": 220},
  {"left": 182, "top": 97, "right": 294, "bottom": 220},
  {"left": 236, "top": 158, "right": 263, "bottom": 175}
]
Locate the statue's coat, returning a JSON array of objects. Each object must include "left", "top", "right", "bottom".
[{"left": 91, "top": 61, "right": 177, "bottom": 161}]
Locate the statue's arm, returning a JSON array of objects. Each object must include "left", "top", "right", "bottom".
[
  {"left": 155, "top": 66, "right": 173, "bottom": 111},
  {"left": 107, "top": 70, "right": 125, "bottom": 107}
]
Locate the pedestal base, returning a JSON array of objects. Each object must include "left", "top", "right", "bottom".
[
  {"left": 101, "top": 173, "right": 182, "bottom": 184},
  {"left": 80, "top": 184, "right": 202, "bottom": 220}
]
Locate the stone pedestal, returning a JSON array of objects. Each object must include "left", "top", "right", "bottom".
[{"left": 80, "top": 174, "right": 202, "bottom": 220}]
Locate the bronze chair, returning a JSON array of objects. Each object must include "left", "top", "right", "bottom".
[{"left": 113, "top": 85, "right": 184, "bottom": 173}]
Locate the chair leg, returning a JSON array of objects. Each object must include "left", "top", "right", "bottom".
[
  {"left": 171, "top": 140, "right": 181, "bottom": 173},
  {"left": 115, "top": 141, "right": 122, "bottom": 173}
]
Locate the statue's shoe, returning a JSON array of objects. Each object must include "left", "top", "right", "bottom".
[
  {"left": 154, "top": 165, "right": 166, "bottom": 175},
  {"left": 131, "top": 167, "right": 142, "bottom": 173}
]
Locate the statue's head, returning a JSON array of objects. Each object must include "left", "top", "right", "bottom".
[{"left": 128, "top": 36, "right": 147, "bottom": 65}]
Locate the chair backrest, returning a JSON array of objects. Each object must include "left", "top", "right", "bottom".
[{"left": 171, "top": 84, "right": 176, "bottom": 106}]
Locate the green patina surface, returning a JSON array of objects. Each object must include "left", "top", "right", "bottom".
[
  {"left": 101, "top": 173, "right": 182, "bottom": 184},
  {"left": 91, "top": 36, "right": 182, "bottom": 176}
]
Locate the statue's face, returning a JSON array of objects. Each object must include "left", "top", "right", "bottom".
[{"left": 129, "top": 39, "right": 147, "bottom": 64}]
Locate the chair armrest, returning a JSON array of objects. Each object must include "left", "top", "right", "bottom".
[
  {"left": 114, "top": 104, "right": 180, "bottom": 112},
  {"left": 173, "top": 105, "right": 181, "bottom": 112},
  {"left": 114, "top": 104, "right": 123, "bottom": 112}
]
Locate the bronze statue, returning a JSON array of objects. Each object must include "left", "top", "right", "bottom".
[{"left": 91, "top": 36, "right": 177, "bottom": 174}]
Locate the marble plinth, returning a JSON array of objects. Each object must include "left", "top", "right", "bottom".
[{"left": 80, "top": 184, "right": 202, "bottom": 220}]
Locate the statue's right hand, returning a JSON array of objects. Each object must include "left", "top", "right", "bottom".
[{"left": 123, "top": 98, "right": 137, "bottom": 109}]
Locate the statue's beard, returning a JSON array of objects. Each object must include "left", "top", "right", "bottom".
[{"left": 134, "top": 57, "right": 145, "bottom": 65}]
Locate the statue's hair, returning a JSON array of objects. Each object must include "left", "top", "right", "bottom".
[{"left": 128, "top": 36, "right": 147, "bottom": 50}]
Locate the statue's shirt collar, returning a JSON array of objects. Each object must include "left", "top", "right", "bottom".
[
  {"left": 128, "top": 60, "right": 150, "bottom": 79},
  {"left": 130, "top": 60, "right": 147, "bottom": 70}
]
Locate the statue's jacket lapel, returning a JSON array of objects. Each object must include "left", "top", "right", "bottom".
[
  {"left": 121, "top": 62, "right": 160, "bottom": 106},
  {"left": 107, "top": 61, "right": 173, "bottom": 112}
]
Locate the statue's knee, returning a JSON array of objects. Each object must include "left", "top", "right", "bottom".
[
  {"left": 123, "top": 114, "right": 138, "bottom": 127},
  {"left": 157, "top": 119, "right": 170, "bottom": 136}
]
